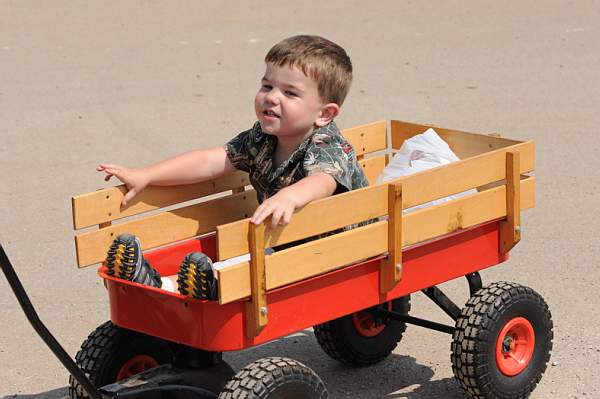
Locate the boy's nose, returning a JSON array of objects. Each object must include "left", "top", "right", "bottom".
[{"left": 264, "top": 89, "right": 280, "bottom": 105}]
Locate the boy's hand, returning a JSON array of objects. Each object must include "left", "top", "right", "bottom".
[
  {"left": 250, "top": 189, "right": 298, "bottom": 229},
  {"left": 96, "top": 148, "right": 235, "bottom": 207},
  {"left": 250, "top": 172, "right": 337, "bottom": 229},
  {"left": 97, "top": 163, "right": 151, "bottom": 206}
]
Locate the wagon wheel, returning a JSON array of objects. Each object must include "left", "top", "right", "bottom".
[
  {"left": 68, "top": 321, "right": 174, "bottom": 398},
  {"left": 313, "top": 296, "right": 410, "bottom": 366},
  {"left": 451, "top": 282, "right": 553, "bottom": 399},
  {"left": 218, "top": 357, "right": 327, "bottom": 399}
]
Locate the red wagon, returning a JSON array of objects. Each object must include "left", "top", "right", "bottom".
[{"left": 2, "top": 120, "right": 553, "bottom": 399}]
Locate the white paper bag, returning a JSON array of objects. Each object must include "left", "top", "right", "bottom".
[{"left": 376, "top": 128, "right": 476, "bottom": 212}]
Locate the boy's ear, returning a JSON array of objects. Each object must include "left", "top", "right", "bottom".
[{"left": 314, "top": 103, "right": 340, "bottom": 127}]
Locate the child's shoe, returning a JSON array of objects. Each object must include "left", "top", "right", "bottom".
[
  {"left": 176, "top": 252, "right": 218, "bottom": 300},
  {"left": 105, "top": 234, "right": 162, "bottom": 288}
]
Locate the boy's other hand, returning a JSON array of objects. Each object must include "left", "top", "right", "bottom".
[
  {"left": 250, "top": 190, "right": 297, "bottom": 229},
  {"left": 250, "top": 173, "right": 337, "bottom": 229},
  {"left": 97, "top": 163, "right": 151, "bottom": 206}
]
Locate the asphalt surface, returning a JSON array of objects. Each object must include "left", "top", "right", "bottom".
[{"left": 1, "top": 1, "right": 599, "bottom": 398}]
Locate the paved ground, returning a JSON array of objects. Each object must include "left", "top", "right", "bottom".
[{"left": 1, "top": 1, "right": 599, "bottom": 398}]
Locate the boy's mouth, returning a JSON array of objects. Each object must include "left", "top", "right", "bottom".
[{"left": 263, "top": 109, "right": 280, "bottom": 118}]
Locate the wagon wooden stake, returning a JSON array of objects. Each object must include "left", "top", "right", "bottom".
[
  {"left": 380, "top": 183, "right": 403, "bottom": 293},
  {"left": 245, "top": 221, "right": 268, "bottom": 338},
  {"left": 500, "top": 150, "right": 521, "bottom": 254}
]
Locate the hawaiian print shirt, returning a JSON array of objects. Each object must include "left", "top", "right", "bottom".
[{"left": 224, "top": 121, "right": 369, "bottom": 203}]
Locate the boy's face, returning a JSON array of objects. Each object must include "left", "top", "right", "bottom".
[{"left": 255, "top": 63, "right": 328, "bottom": 140}]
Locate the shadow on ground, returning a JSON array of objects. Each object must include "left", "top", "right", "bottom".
[
  {"left": 3, "top": 330, "right": 465, "bottom": 399},
  {"left": 224, "top": 329, "right": 465, "bottom": 398},
  {"left": 2, "top": 387, "right": 67, "bottom": 399}
]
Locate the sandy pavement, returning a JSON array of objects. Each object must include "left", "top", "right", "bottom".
[{"left": 1, "top": 1, "right": 599, "bottom": 398}]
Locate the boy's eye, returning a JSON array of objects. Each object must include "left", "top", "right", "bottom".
[
  {"left": 285, "top": 90, "right": 298, "bottom": 97},
  {"left": 261, "top": 84, "right": 272, "bottom": 90}
]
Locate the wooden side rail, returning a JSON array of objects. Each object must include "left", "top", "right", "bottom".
[
  {"left": 72, "top": 170, "right": 250, "bottom": 229},
  {"left": 217, "top": 140, "right": 535, "bottom": 260},
  {"left": 391, "top": 120, "right": 524, "bottom": 160},
  {"left": 245, "top": 223, "right": 268, "bottom": 337},
  {"left": 75, "top": 190, "right": 259, "bottom": 267},
  {"left": 380, "top": 183, "right": 403, "bottom": 293},
  {"left": 500, "top": 151, "right": 521, "bottom": 254},
  {"left": 218, "top": 176, "right": 535, "bottom": 304},
  {"left": 342, "top": 120, "right": 387, "bottom": 158},
  {"left": 344, "top": 120, "right": 388, "bottom": 184},
  {"left": 359, "top": 155, "right": 386, "bottom": 185}
]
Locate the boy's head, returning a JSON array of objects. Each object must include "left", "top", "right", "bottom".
[
  {"left": 265, "top": 35, "right": 353, "bottom": 106},
  {"left": 255, "top": 35, "right": 353, "bottom": 140}
]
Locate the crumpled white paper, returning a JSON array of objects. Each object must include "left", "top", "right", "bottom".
[{"left": 376, "top": 128, "right": 477, "bottom": 212}]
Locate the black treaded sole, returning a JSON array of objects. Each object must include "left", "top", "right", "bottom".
[{"left": 177, "top": 252, "right": 217, "bottom": 300}]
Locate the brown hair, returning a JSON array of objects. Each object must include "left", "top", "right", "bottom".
[{"left": 265, "top": 35, "right": 353, "bottom": 106}]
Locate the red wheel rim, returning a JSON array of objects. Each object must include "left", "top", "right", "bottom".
[
  {"left": 352, "top": 303, "right": 391, "bottom": 337},
  {"left": 117, "top": 355, "right": 159, "bottom": 380},
  {"left": 495, "top": 317, "right": 535, "bottom": 376}
]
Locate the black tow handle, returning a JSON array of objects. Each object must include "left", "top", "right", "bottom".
[{"left": 0, "top": 244, "right": 105, "bottom": 399}]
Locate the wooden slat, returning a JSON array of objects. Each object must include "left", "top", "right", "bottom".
[
  {"left": 405, "top": 177, "right": 533, "bottom": 245},
  {"left": 217, "top": 183, "right": 383, "bottom": 261},
  {"left": 359, "top": 155, "right": 386, "bottom": 185},
  {"left": 72, "top": 170, "right": 249, "bottom": 229},
  {"left": 342, "top": 120, "right": 387, "bottom": 157},
  {"left": 245, "top": 222, "right": 268, "bottom": 338},
  {"left": 500, "top": 151, "right": 521, "bottom": 253},
  {"left": 217, "top": 141, "right": 534, "bottom": 260},
  {"left": 217, "top": 177, "right": 535, "bottom": 304},
  {"left": 75, "top": 190, "right": 258, "bottom": 268},
  {"left": 380, "top": 183, "right": 402, "bottom": 293},
  {"left": 391, "top": 120, "right": 523, "bottom": 159},
  {"left": 218, "top": 220, "right": 388, "bottom": 304}
]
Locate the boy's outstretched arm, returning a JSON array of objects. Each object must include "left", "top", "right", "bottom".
[
  {"left": 97, "top": 147, "right": 236, "bottom": 206},
  {"left": 251, "top": 172, "right": 337, "bottom": 228}
]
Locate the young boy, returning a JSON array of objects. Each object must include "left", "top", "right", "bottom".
[{"left": 98, "top": 35, "right": 369, "bottom": 299}]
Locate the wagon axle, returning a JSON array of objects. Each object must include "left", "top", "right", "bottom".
[{"left": 375, "top": 274, "right": 482, "bottom": 336}]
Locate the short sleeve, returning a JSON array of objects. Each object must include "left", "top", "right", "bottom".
[
  {"left": 303, "top": 132, "right": 357, "bottom": 193},
  {"left": 224, "top": 123, "right": 260, "bottom": 172}
]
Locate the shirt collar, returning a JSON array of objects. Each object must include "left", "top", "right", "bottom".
[{"left": 268, "top": 121, "right": 339, "bottom": 177}]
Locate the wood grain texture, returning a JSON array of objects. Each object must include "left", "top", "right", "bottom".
[
  {"left": 72, "top": 170, "right": 249, "bottom": 229},
  {"left": 217, "top": 176, "right": 534, "bottom": 304},
  {"left": 245, "top": 222, "right": 268, "bottom": 338},
  {"left": 380, "top": 183, "right": 402, "bottom": 293},
  {"left": 391, "top": 120, "right": 525, "bottom": 159},
  {"left": 342, "top": 120, "right": 387, "bottom": 156},
  {"left": 75, "top": 190, "right": 258, "bottom": 267}
]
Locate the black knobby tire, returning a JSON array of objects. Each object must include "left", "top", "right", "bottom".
[
  {"left": 69, "top": 321, "right": 174, "bottom": 399},
  {"left": 313, "top": 296, "right": 410, "bottom": 366},
  {"left": 451, "top": 282, "right": 553, "bottom": 399},
  {"left": 218, "top": 357, "right": 328, "bottom": 399}
]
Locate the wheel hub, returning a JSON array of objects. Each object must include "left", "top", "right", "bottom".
[
  {"left": 495, "top": 317, "right": 535, "bottom": 376},
  {"left": 502, "top": 335, "right": 514, "bottom": 353},
  {"left": 117, "top": 355, "right": 159, "bottom": 380},
  {"left": 352, "top": 310, "right": 386, "bottom": 337},
  {"left": 352, "top": 302, "right": 392, "bottom": 337}
]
